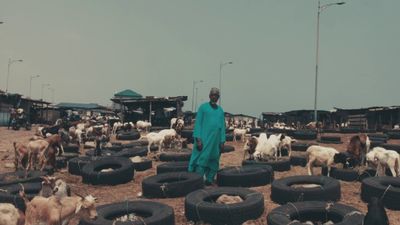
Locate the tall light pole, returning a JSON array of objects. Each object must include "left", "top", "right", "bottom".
[
  {"left": 41, "top": 83, "right": 50, "bottom": 101},
  {"left": 48, "top": 87, "right": 55, "bottom": 103},
  {"left": 314, "top": 1, "right": 345, "bottom": 123},
  {"left": 219, "top": 61, "right": 233, "bottom": 106},
  {"left": 6, "top": 58, "right": 23, "bottom": 93},
  {"left": 191, "top": 80, "right": 203, "bottom": 111},
  {"left": 29, "top": 75, "right": 40, "bottom": 98}
]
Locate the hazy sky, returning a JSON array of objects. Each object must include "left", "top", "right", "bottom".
[{"left": 0, "top": 0, "right": 399, "bottom": 116}]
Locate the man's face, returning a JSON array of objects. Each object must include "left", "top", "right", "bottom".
[{"left": 209, "top": 93, "right": 220, "bottom": 104}]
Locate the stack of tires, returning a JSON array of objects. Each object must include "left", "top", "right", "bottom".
[{"left": 116, "top": 131, "right": 141, "bottom": 141}]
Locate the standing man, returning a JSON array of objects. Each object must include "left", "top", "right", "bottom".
[{"left": 188, "top": 87, "right": 226, "bottom": 185}]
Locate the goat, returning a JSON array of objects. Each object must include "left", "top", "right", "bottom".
[
  {"left": 233, "top": 128, "right": 249, "bottom": 142},
  {"left": 136, "top": 120, "right": 152, "bottom": 132},
  {"left": 367, "top": 147, "right": 400, "bottom": 177},
  {"left": 306, "top": 145, "right": 339, "bottom": 177},
  {"left": 13, "top": 142, "right": 29, "bottom": 171}
]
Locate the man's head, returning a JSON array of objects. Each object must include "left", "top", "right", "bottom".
[{"left": 209, "top": 87, "right": 220, "bottom": 104}]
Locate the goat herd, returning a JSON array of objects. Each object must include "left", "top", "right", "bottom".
[{"left": 1, "top": 117, "right": 400, "bottom": 225}]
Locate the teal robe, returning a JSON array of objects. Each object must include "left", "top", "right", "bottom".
[{"left": 188, "top": 102, "right": 226, "bottom": 173}]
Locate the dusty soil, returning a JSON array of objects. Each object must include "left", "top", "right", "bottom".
[{"left": 1, "top": 126, "right": 399, "bottom": 225}]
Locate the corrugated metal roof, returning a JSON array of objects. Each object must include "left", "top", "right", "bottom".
[
  {"left": 114, "top": 89, "right": 142, "bottom": 98},
  {"left": 55, "top": 102, "right": 105, "bottom": 110}
]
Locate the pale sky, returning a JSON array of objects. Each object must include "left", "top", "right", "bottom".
[{"left": 0, "top": 0, "right": 399, "bottom": 116}]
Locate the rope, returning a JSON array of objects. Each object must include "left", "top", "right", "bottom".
[
  {"left": 344, "top": 210, "right": 363, "bottom": 218},
  {"left": 381, "top": 184, "right": 392, "bottom": 200}
]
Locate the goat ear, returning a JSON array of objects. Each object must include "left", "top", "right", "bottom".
[{"left": 75, "top": 202, "right": 83, "bottom": 214}]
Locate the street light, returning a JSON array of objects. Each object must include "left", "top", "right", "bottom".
[
  {"left": 41, "top": 83, "right": 50, "bottom": 100},
  {"left": 313, "top": 1, "right": 345, "bottom": 123},
  {"left": 6, "top": 58, "right": 23, "bottom": 93},
  {"left": 48, "top": 87, "right": 55, "bottom": 103},
  {"left": 191, "top": 80, "right": 204, "bottom": 111},
  {"left": 219, "top": 61, "right": 233, "bottom": 106},
  {"left": 29, "top": 75, "right": 40, "bottom": 98}
]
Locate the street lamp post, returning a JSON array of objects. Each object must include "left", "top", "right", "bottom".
[
  {"left": 219, "top": 61, "right": 233, "bottom": 106},
  {"left": 314, "top": 1, "right": 345, "bottom": 123},
  {"left": 6, "top": 58, "right": 23, "bottom": 93},
  {"left": 191, "top": 80, "right": 203, "bottom": 111},
  {"left": 48, "top": 87, "right": 55, "bottom": 103},
  {"left": 29, "top": 75, "right": 40, "bottom": 98},
  {"left": 41, "top": 83, "right": 50, "bottom": 101}
]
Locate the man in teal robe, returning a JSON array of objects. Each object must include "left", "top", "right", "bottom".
[{"left": 188, "top": 87, "right": 226, "bottom": 185}]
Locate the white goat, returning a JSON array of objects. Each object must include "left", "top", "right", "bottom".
[
  {"left": 306, "top": 145, "right": 339, "bottom": 177},
  {"left": 366, "top": 147, "right": 400, "bottom": 177}
]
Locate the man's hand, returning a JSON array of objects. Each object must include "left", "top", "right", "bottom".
[{"left": 196, "top": 139, "right": 203, "bottom": 151}]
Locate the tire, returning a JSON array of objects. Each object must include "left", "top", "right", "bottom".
[
  {"left": 221, "top": 145, "right": 235, "bottom": 153},
  {"left": 185, "top": 187, "right": 264, "bottom": 225},
  {"left": 103, "top": 145, "right": 123, "bottom": 152},
  {"left": 63, "top": 152, "right": 79, "bottom": 161},
  {"left": 291, "top": 143, "right": 311, "bottom": 152},
  {"left": 249, "top": 128, "right": 263, "bottom": 133},
  {"left": 133, "top": 159, "right": 152, "bottom": 171},
  {"left": 320, "top": 135, "right": 341, "bottom": 142},
  {"left": 225, "top": 134, "right": 234, "bottom": 142},
  {"left": 386, "top": 131, "right": 400, "bottom": 140},
  {"left": 358, "top": 168, "right": 377, "bottom": 182},
  {"left": 361, "top": 176, "right": 400, "bottom": 210},
  {"left": 290, "top": 155, "right": 307, "bottom": 167},
  {"left": 56, "top": 156, "right": 67, "bottom": 169},
  {"left": 159, "top": 150, "right": 192, "bottom": 162},
  {"left": 267, "top": 201, "right": 364, "bottom": 225},
  {"left": 81, "top": 157, "right": 134, "bottom": 185},
  {"left": 0, "top": 170, "right": 47, "bottom": 187},
  {"left": 217, "top": 165, "right": 274, "bottom": 187},
  {"left": 114, "top": 147, "right": 148, "bottom": 158},
  {"left": 271, "top": 175, "right": 341, "bottom": 205},
  {"left": 79, "top": 200, "right": 175, "bottom": 225},
  {"left": 116, "top": 131, "right": 141, "bottom": 141},
  {"left": 368, "top": 133, "right": 388, "bottom": 140},
  {"left": 63, "top": 144, "right": 80, "bottom": 153},
  {"left": 370, "top": 141, "right": 386, "bottom": 148},
  {"left": 321, "top": 167, "right": 359, "bottom": 182},
  {"left": 378, "top": 144, "right": 400, "bottom": 153},
  {"left": 340, "top": 128, "right": 362, "bottom": 133},
  {"left": 0, "top": 182, "right": 42, "bottom": 211},
  {"left": 293, "top": 131, "right": 317, "bottom": 140},
  {"left": 181, "top": 130, "right": 194, "bottom": 143},
  {"left": 242, "top": 159, "right": 291, "bottom": 172},
  {"left": 122, "top": 140, "right": 148, "bottom": 148},
  {"left": 368, "top": 137, "right": 387, "bottom": 143},
  {"left": 68, "top": 156, "right": 97, "bottom": 176},
  {"left": 142, "top": 172, "right": 203, "bottom": 198},
  {"left": 156, "top": 162, "right": 189, "bottom": 174},
  {"left": 85, "top": 149, "right": 115, "bottom": 157}
]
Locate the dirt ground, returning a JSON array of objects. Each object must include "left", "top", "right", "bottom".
[{"left": 1, "top": 126, "right": 399, "bottom": 225}]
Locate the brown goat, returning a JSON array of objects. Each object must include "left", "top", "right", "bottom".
[
  {"left": 13, "top": 142, "right": 29, "bottom": 171},
  {"left": 347, "top": 134, "right": 370, "bottom": 166}
]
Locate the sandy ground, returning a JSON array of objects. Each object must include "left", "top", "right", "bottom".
[{"left": 1, "top": 126, "right": 399, "bottom": 225}]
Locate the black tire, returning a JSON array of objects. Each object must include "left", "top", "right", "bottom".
[
  {"left": 290, "top": 155, "right": 307, "bottom": 167},
  {"left": 358, "top": 168, "right": 377, "bottom": 182},
  {"left": 291, "top": 143, "right": 311, "bottom": 152},
  {"left": 340, "top": 127, "right": 362, "bottom": 133},
  {"left": 114, "top": 147, "right": 148, "bottom": 158},
  {"left": 361, "top": 176, "right": 400, "bottom": 210},
  {"left": 271, "top": 175, "right": 341, "bottom": 205},
  {"left": 320, "top": 135, "right": 341, "bottom": 142},
  {"left": 103, "top": 145, "right": 123, "bottom": 152},
  {"left": 321, "top": 167, "right": 359, "bottom": 182},
  {"left": 368, "top": 133, "right": 388, "bottom": 140},
  {"left": 249, "top": 128, "right": 263, "bottom": 133},
  {"left": 181, "top": 130, "right": 194, "bottom": 143},
  {"left": 185, "top": 187, "right": 264, "bottom": 225},
  {"left": 386, "top": 131, "right": 400, "bottom": 140},
  {"left": 122, "top": 140, "right": 149, "bottom": 148},
  {"left": 133, "top": 159, "right": 152, "bottom": 172},
  {"left": 368, "top": 137, "right": 387, "bottom": 143},
  {"left": 63, "top": 144, "right": 80, "bottom": 153},
  {"left": 85, "top": 149, "right": 115, "bottom": 157},
  {"left": 221, "top": 145, "right": 235, "bottom": 154},
  {"left": 370, "top": 141, "right": 386, "bottom": 148},
  {"left": 68, "top": 156, "right": 98, "bottom": 176},
  {"left": 56, "top": 156, "right": 67, "bottom": 169},
  {"left": 293, "top": 131, "right": 317, "bottom": 140},
  {"left": 63, "top": 152, "right": 79, "bottom": 161},
  {"left": 156, "top": 162, "right": 189, "bottom": 174},
  {"left": 217, "top": 165, "right": 274, "bottom": 187},
  {"left": 116, "top": 131, "right": 141, "bottom": 141},
  {"left": 242, "top": 158, "right": 291, "bottom": 172},
  {"left": 159, "top": 150, "right": 192, "bottom": 162},
  {"left": 226, "top": 134, "right": 234, "bottom": 142},
  {"left": 79, "top": 200, "right": 175, "bottom": 225},
  {"left": 0, "top": 170, "right": 47, "bottom": 187},
  {"left": 142, "top": 172, "right": 203, "bottom": 198},
  {"left": 267, "top": 201, "right": 364, "bottom": 225},
  {"left": 378, "top": 143, "right": 400, "bottom": 153},
  {"left": 81, "top": 157, "right": 134, "bottom": 185},
  {"left": 0, "top": 182, "right": 42, "bottom": 211}
]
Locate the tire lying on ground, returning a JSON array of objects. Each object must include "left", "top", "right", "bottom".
[
  {"left": 114, "top": 147, "right": 148, "bottom": 158},
  {"left": 0, "top": 182, "right": 42, "bottom": 211},
  {"left": 290, "top": 155, "right": 307, "bottom": 167},
  {"left": 159, "top": 150, "right": 192, "bottom": 162},
  {"left": 321, "top": 167, "right": 359, "bottom": 182},
  {"left": 386, "top": 131, "right": 400, "bottom": 140},
  {"left": 358, "top": 168, "right": 377, "bottom": 182},
  {"left": 79, "top": 200, "right": 175, "bottom": 225},
  {"left": 267, "top": 201, "right": 364, "bottom": 225},
  {"left": 242, "top": 158, "right": 291, "bottom": 172},
  {"left": 142, "top": 172, "right": 203, "bottom": 198},
  {"left": 63, "top": 152, "right": 80, "bottom": 161},
  {"left": 81, "top": 157, "right": 134, "bottom": 185},
  {"left": 0, "top": 170, "right": 47, "bottom": 187},
  {"left": 185, "top": 187, "right": 264, "bottom": 225},
  {"left": 69, "top": 156, "right": 98, "bottom": 176},
  {"left": 181, "top": 130, "right": 194, "bottom": 143},
  {"left": 292, "top": 131, "right": 317, "bottom": 140},
  {"left": 63, "top": 144, "right": 80, "bottom": 153},
  {"left": 156, "top": 162, "right": 189, "bottom": 174},
  {"left": 318, "top": 135, "right": 342, "bottom": 144},
  {"left": 116, "top": 131, "right": 141, "bottom": 141},
  {"left": 132, "top": 159, "right": 152, "bottom": 171},
  {"left": 217, "top": 165, "right": 274, "bottom": 187},
  {"left": 378, "top": 144, "right": 400, "bottom": 153},
  {"left": 56, "top": 156, "right": 68, "bottom": 169},
  {"left": 271, "top": 175, "right": 341, "bottom": 205},
  {"left": 221, "top": 145, "right": 235, "bottom": 153},
  {"left": 85, "top": 149, "right": 115, "bottom": 157},
  {"left": 361, "top": 176, "right": 400, "bottom": 210},
  {"left": 103, "top": 145, "right": 123, "bottom": 152},
  {"left": 291, "top": 143, "right": 311, "bottom": 152},
  {"left": 226, "top": 134, "right": 234, "bottom": 142},
  {"left": 122, "top": 140, "right": 148, "bottom": 148}
]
